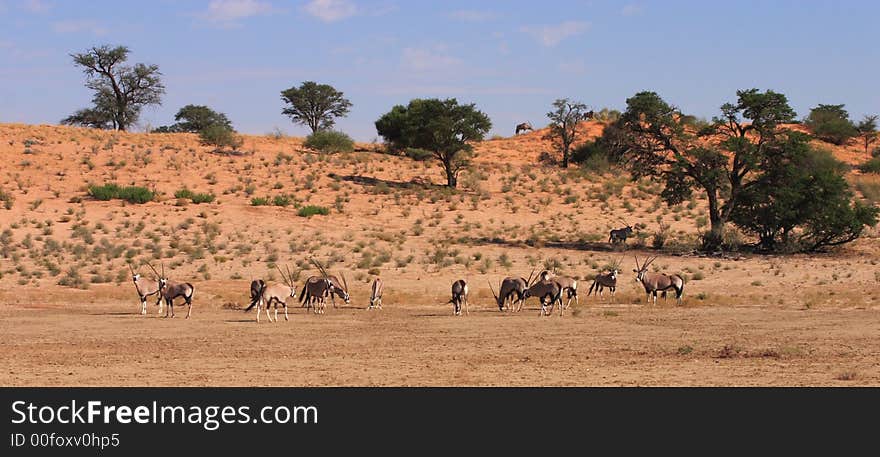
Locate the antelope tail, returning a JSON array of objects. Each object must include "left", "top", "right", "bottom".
[
  {"left": 588, "top": 281, "right": 596, "bottom": 296},
  {"left": 298, "top": 282, "right": 308, "bottom": 305},
  {"left": 186, "top": 283, "right": 195, "bottom": 301},
  {"left": 244, "top": 281, "right": 266, "bottom": 312}
]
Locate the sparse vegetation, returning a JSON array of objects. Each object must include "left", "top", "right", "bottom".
[{"left": 87, "top": 184, "right": 155, "bottom": 204}]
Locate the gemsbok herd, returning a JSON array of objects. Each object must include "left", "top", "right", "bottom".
[{"left": 128, "top": 255, "right": 686, "bottom": 321}]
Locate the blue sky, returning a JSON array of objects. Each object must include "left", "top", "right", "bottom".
[{"left": 1, "top": 0, "right": 878, "bottom": 140}]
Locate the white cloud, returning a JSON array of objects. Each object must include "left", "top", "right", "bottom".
[
  {"left": 53, "top": 20, "right": 108, "bottom": 36},
  {"left": 520, "top": 20, "right": 590, "bottom": 47},
  {"left": 401, "top": 46, "right": 461, "bottom": 72},
  {"left": 202, "top": 0, "right": 274, "bottom": 25},
  {"left": 621, "top": 4, "right": 644, "bottom": 16},
  {"left": 303, "top": 0, "right": 357, "bottom": 23},
  {"left": 449, "top": 10, "right": 496, "bottom": 22},
  {"left": 21, "top": 0, "right": 51, "bottom": 14}
]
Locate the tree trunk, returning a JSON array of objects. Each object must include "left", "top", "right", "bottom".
[
  {"left": 702, "top": 191, "right": 725, "bottom": 251},
  {"left": 445, "top": 169, "right": 457, "bottom": 188},
  {"left": 562, "top": 144, "right": 570, "bottom": 168}
]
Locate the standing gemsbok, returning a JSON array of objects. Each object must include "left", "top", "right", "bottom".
[
  {"left": 588, "top": 257, "right": 623, "bottom": 302},
  {"left": 369, "top": 277, "right": 383, "bottom": 310},
  {"left": 149, "top": 263, "right": 195, "bottom": 319},
  {"left": 449, "top": 279, "right": 469, "bottom": 316},
  {"left": 245, "top": 267, "right": 298, "bottom": 323},
  {"left": 633, "top": 256, "right": 685, "bottom": 305},
  {"left": 523, "top": 277, "right": 564, "bottom": 317},
  {"left": 538, "top": 270, "right": 578, "bottom": 310},
  {"left": 129, "top": 263, "right": 162, "bottom": 315}
]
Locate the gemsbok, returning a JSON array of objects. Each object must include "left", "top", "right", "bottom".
[
  {"left": 515, "top": 122, "right": 534, "bottom": 135},
  {"left": 633, "top": 256, "right": 685, "bottom": 305},
  {"left": 609, "top": 219, "right": 634, "bottom": 245},
  {"left": 449, "top": 279, "right": 469, "bottom": 316},
  {"left": 538, "top": 270, "right": 578, "bottom": 309},
  {"left": 488, "top": 270, "right": 534, "bottom": 312},
  {"left": 523, "top": 278, "right": 564, "bottom": 317},
  {"left": 299, "top": 258, "right": 349, "bottom": 314},
  {"left": 369, "top": 277, "right": 383, "bottom": 310},
  {"left": 245, "top": 267, "right": 297, "bottom": 322},
  {"left": 149, "top": 263, "right": 195, "bottom": 319},
  {"left": 588, "top": 257, "right": 623, "bottom": 302},
  {"left": 129, "top": 263, "right": 162, "bottom": 315}
]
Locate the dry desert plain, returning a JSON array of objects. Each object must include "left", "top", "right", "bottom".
[{"left": 1, "top": 122, "right": 879, "bottom": 386}]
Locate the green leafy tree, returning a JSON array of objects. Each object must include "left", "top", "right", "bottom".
[
  {"left": 856, "top": 115, "right": 878, "bottom": 155},
  {"left": 281, "top": 81, "right": 352, "bottom": 133},
  {"left": 375, "top": 98, "right": 492, "bottom": 188},
  {"left": 65, "top": 45, "right": 164, "bottom": 131},
  {"left": 615, "top": 89, "right": 797, "bottom": 251},
  {"left": 545, "top": 99, "right": 591, "bottom": 168},
  {"left": 730, "top": 135, "right": 876, "bottom": 251},
  {"left": 804, "top": 104, "right": 857, "bottom": 145}
]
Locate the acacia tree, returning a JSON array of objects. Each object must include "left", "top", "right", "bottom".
[
  {"left": 154, "top": 105, "right": 233, "bottom": 133},
  {"left": 731, "top": 141, "right": 877, "bottom": 251},
  {"left": 280, "top": 81, "right": 352, "bottom": 133},
  {"left": 545, "top": 98, "right": 591, "bottom": 168},
  {"left": 616, "top": 89, "right": 797, "bottom": 251},
  {"left": 64, "top": 45, "right": 164, "bottom": 131},
  {"left": 856, "top": 115, "right": 878, "bottom": 155},
  {"left": 375, "top": 98, "right": 492, "bottom": 188},
  {"left": 805, "top": 104, "right": 857, "bottom": 145}
]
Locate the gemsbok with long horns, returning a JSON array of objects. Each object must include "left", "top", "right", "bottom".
[
  {"left": 633, "top": 256, "right": 685, "bottom": 305},
  {"left": 538, "top": 270, "right": 578, "bottom": 310},
  {"left": 245, "top": 267, "right": 297, "bottom": 322},
  {"left": 299, "top": 258, "right": 349, "bottom": 314},
  {"left": 488, "top": 269, "right": 534, "bottom": 312},
  {"left": 129, "top": 263, "right": 162, "bottom": 315},
  {"left": 588, "top": 257, "right": 623, "bottom": 302},
  {"left": 609, "top": 219, "right": 634, "bottom": 245},
  {"left": 449, "top": 279, "right": 469, "bottom": 316},
  {"left": 369, "top": 277, "right": 383, "bottom": 310},
  {"left": 149, "top": 263, "right": 195, "bottom": 319},
  {"left": 523, "top": 277, "right": 564, "bottom": 317}
]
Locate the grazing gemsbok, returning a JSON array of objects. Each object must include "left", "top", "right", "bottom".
[
  {"left": 449, "top": 279, "right": 469, "bottom": 316},
  {"left": 299, "top": 258, "right": 349, "bottom": 314},
  {"left": 149, "top": 263, "right": 195, "bottom": 319},
  {"left": 609, "top": 219, "right": 635, "bottom": 245},
  {"left": 588, "top": 257, "right": 623, "bottom": 302},
  {"left": 633, "top": 256, "right": 685, "bottom": 305},
  {"left": 369, "top": 277, "right": 383, "bottom": 310},
  {"left": 538, "top": 270, "right": 578, "bottom": 309},
  {"left": 488, "top": 269, "right": 534, "bottom": 312},
  {"left": 129, "top": 263, "right": 162, "bottom": 315},
  {"left": 523, "top": 278, "right": 564, "bottom": 317},
  {"left": 515, "top": 122, "right": 534, "bottom": 135}
]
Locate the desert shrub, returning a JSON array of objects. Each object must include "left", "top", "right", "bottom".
[
  {"left": 251, "top": 197, "right": 271, "bottom": 206},
  {"left": 273, "top": 195, "right": 292, "bottom": 207},
  {"left": 88, "top": 184, "right": 155, "bottom": 204},
  {"left": 852, "top": 176, "right": 880, "bottom": 204},
  {"left": 857, "top": 157, "right": 880, "bottom": 174},
  {"left": 175, "top": 188, "right": 215, "bottom": 204},
  {"left": 200, "top": 124, "right": 243, "bottom": 151},
  {"left": 0, "top": 189, "right": 13, "bottom": 210},
  {"left": 298, "top": 205, "right": 329, "bottom": 217},
  {"left": 304, "top": 130, "right": 354, "bottom": 153}
]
